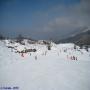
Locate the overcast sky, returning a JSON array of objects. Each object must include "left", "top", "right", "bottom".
[{"left": 0, "top": 0, "right": 90, "bottom": 40}]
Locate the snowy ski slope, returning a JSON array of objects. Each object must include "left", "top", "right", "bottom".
[{"left": 0, "top": 40, "right": 90, "bottom": 90}]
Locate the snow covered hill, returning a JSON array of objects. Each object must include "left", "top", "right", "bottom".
[
  {"left": 0, "top": 40, "right": 90, "bottom": 90},
  {"left": 57, "top": 27, "right": 90, "bottom": 45}
]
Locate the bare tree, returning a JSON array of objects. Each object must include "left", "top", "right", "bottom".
[{"left": 16, "top": 34, "right": 24, "bottom": 44}]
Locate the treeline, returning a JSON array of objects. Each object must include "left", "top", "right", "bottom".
[
  {"left": 0, "top": 34, "right": 5, "bottom": 40},
  {"left": 0, "top": 34, "right": 33, "bottom": 40}
]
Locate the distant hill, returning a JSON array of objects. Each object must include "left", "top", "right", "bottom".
[{"left": 57, "top": 27, "right": 90, "bottom": 45}]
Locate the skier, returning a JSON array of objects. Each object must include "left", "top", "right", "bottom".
[
  {"left": 73, "top": 56, "right": 75, "bottom": 60},
  {"left": 71, "top": 56, "right": 73, "bottom": 60},
  {"left": 21, "top": 53, "right": 24, "bottom": 57},
  {"left": 67, "top": 55, "right": 69, "bottom": 60},
  {"left": 45, "top": 51, "right": 47, "bottom": 56},
  {"left": 60, "top": 50, "right": 61, "bottom": 53},
  {"left": 76, "top": 57, "right": 77, "bottom": 60},
  {"left": 35, "top": 55, "right": 37, "bottom": 60},
  {"left": 57, "top": 52, "right": 59, "bottom": 56}
]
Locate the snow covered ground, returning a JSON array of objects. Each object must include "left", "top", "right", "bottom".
[{"left": 0, "top": 40, "right": 90, "bottom": 90}]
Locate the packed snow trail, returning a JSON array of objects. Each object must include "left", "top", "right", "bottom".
[{"left": 0, "top": 40, "right": 90, "bottom": 90}]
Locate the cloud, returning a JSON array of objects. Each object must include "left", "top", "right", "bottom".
[
  {"left": 36, "top": 0, "right": 90, "bottom": 39},
  {"left": 44, "top": 17, "right": 86, "bottom": 31}
]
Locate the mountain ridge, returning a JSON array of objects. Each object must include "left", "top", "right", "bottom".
[{"left": 56, "top": 27, "right": 90, "bottom": 45}]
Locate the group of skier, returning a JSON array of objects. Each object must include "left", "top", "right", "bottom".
[
  {"left": 67, "top": 55, "right": 77, "bottom": 60},
  {"left": 59, "top": 48, "right": 78, "bottom": 61},
  {"left": 21, "top": 52, "right": 38, "bottom": 60},
  {"left": 20, "top": 45, "right": 79, "bottom": 61},
  {"left": 21, "top": 48, "right": 78, "bottom": 61}
]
